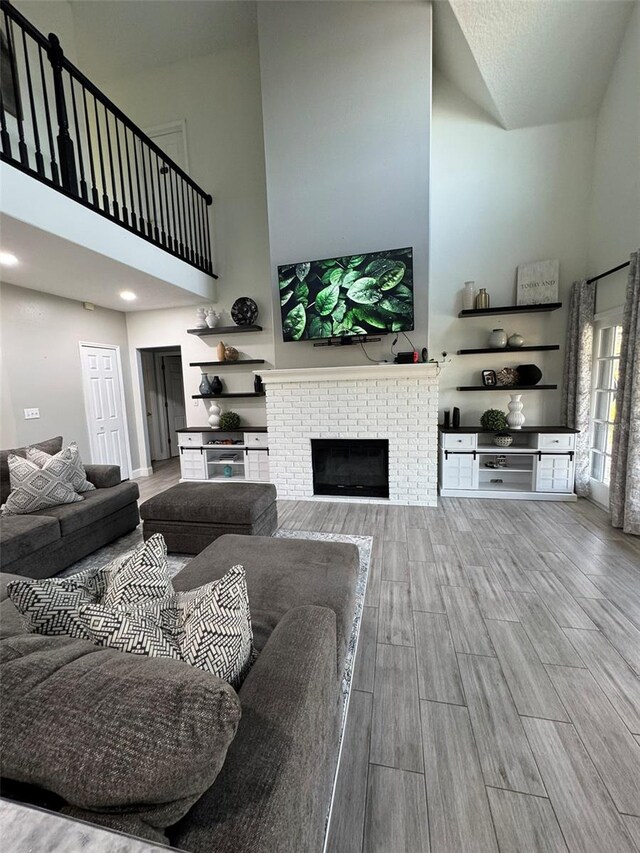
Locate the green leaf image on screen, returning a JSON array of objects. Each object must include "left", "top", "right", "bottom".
[{"left": 278, "top": 247, "right": 414, "bottom": 341}]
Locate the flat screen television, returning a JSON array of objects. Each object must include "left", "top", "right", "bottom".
[{"left": 278, "top": 246, "right": 413, "bottom": 342}]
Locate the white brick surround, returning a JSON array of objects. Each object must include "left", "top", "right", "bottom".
[{"left": 260, "top": 365, "right": 439, "bottom": 506}]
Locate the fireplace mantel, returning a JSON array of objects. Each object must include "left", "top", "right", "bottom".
[{"left": 257, "top": 364, "right": 439, "bottom": 384}]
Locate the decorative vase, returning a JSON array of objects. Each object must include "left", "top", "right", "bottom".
[
  {"left": 463, "top": 281, "right": 476, "bottom": 311},
  {"left": 224, "top": 346, "right": 239, "bottom": 362},
  {"left": 216, "top": 341, "right": 226, "bottom": 362},
  {"left": 475, "top": 288, "right": 490, "bottom": 309},
  {"left": 517, "top": 364, "right": 542, "bottom": 386},
  {"left": 508, "top": 332, "right": 524, "bottom": 348},
  {"left": 493, "top": 433, "right": 513, "bottom": 447},
  {"left": 195, "top": 307, "right": 207, "bottom": 328},
  {"left": 254, "top": 374, "right": 264, "bottom": 393},
  {"left": 489, "top": 328, "right": 507, "bottom": 348},
  {"left": 507, "top": 394, "right": 525, "bottom": 430},
  {"left": 207, "top": 401, "right": 221, "bottom": 428},
  {"left": 452, "top": 407, "right": 460, "bottom": 428},
  {"left": 223, "top": 465, "right": 233, "bottom": 478},
  {"left": 198, "top": 374, "right": 211, "bottom": 395},
  {"left": 209, "top": 375, "right": 223, "bottom": 395},
  {"left": 205, "top": 309, "right": 219, "bottom": 329}
]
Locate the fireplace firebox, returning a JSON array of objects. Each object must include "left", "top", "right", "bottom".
[{"left": 311, "top": 439, "right": 389, "bottom": 498}]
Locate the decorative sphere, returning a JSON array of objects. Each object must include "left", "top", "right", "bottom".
[{"left": 224, "top": 346, "right": 239, "bottom": 362}]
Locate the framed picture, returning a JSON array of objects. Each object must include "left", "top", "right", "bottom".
[
  {"left": 482, "top": 369, "right": 497, "bottom": 387},
  {"left": 516, "top": 259, "right": 559, "bottom": 305},
  {"left": 0, "top": 26, "right": 21, "bottom": 120}
]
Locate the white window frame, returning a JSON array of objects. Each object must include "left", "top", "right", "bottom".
[{"left": 589, "top": 308, "right": 623, "bottom": 509}]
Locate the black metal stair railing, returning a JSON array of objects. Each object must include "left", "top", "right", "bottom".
[{"left": 0, "top": 0, "right": 216, "bottom": 277}]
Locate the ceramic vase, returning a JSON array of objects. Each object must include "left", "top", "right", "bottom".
[
  {"left": 198, "top": 374, "right": 212, "bottom": 396},
  {"left": 254, "top": 374, "right": 264, "bottom": 393},
  {"left": 216, "top": 341, "right": 226, "bottom": 362},
  {"left": 195, "top": 307, "right": 207, "bottom": 328},
  {"left": 489, "top": 328, "right": 507, "bottom": 348},
  {"left": 208, "top": 401, "right": 221, "bottom": 428},
  {"left": 209, "top": 375, "right": 223, "bottom": 395},
  {"left": 463, "top": 281, "right": 476, "bottom": 311},
  {"left": 517, "top": 363, "right": 542, "bottom": 385},
  {"left": 206, "top": 309, "right": 219, "bottom": 328},
  {"left": 508, "top": 332, "right": 524, "bottom": 348},
  {"left": 507, "top": 394, "right": 525, "bottom": 430}
]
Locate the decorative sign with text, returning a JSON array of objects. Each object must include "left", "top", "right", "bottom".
[{"left": 516, "top": 259, "right": 559, "bottom": 305}]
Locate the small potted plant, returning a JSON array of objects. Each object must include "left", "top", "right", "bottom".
[
  {"left": 219, "top": 411, "right": 241, "bottom": 431},
  {"left": 480, "top": 409, "right": 508, "bottom": 432}
]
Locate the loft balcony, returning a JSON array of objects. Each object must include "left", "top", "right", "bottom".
[{"left": 0, "top": 0, "right": 217, "bottom": 309}]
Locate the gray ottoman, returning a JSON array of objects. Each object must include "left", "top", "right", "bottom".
[{"left": 140, "top": 482, "right": 278, "bottom": 554}]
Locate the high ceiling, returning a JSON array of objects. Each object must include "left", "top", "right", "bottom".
[{"left": 433, "top": 0, "right": 636, "bottom": 129}]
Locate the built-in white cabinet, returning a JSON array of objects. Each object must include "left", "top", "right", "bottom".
[
  {"left": 439, "top": 428, "right": 578, "bottom": 501},
  {"left": 177, "top": 430, "right": 270, "bottom": 483}
]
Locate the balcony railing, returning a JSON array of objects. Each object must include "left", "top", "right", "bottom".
[{"left": 0, "top": 0, "right": 215, "bottom": 276}]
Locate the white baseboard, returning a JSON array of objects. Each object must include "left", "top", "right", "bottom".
[{"left": 132, "top": 466, "right": 153, "bottom": 478}]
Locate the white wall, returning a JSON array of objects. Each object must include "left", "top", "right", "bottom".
[
  {"left": 0, "top": 281, "right": 139, "bottom": 468},
  {"left": 258, "top": 0, "right": 431, "bottom": 369},
  {"left": 429, "top": 73, "right": 596, "bottom": 427},
  {"left": 588, "top": 3, "right": 640, "bottom": 314}
]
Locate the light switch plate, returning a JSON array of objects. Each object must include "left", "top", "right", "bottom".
[{"left": 24, "top": 408, "right": 40, "bottom": 419}]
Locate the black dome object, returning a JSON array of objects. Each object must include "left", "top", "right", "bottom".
[{"left": 517, "top": 364, "right": 542, "bottom": 385}]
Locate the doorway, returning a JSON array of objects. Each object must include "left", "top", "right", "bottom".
[{"left": 139, "top": 347, "right": 186, "bottom": 463}]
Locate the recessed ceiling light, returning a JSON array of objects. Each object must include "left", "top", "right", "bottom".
[
  {"left": 0, "top": 252, "right": 19, "bottom": 267},
  {"left": 120, "top": 291, "right": 137, "bottom": 301}
]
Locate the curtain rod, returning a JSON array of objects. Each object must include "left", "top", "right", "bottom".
[{"left": 587, "top": 260, "right": 630, "bottom": 285}]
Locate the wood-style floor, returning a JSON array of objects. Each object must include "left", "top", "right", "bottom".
[{"left": 134, "top": 464, "right": 640, "bottom": 852}]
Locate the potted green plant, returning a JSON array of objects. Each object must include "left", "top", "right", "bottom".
[
  {"left": 480, "top": 409, "right": 508, "bottom": 431},
  {"left": 219, "top": 411, "right": 241, "bottom": 431}
]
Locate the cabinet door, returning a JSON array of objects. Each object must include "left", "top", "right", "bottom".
[
  {"left": 245, "top": 448, "right": 270, "bottom": 482},
  {"left": 535, "top": 454, "right": 574, "bottom": 493},
  {"left": 180, "top": 448, "right": 206, "bottom": 480},
  {"left": 441, "top": 452, "right": 478, "bottom": 490}
]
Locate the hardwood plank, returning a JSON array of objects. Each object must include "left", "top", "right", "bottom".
[
  {"left": 362, "top": 764, "right": 430, "bottom": 853},
  {"left": 379, "top": 582, "right": 414, "bottom": 646},
  {"left": 547, "top": 665, "right": 640, "bottom": 816},
  {"left": 464, "top": 564, "right": 519, "bottom": 621},
  {"left": 487, "top": 787, "right": 568, "bottom": 853},
  {"left": 503, "top": 533, "right": 552, "bottom": 573},
  {"left": 442, "top": 586, "right": 495, "bottom": 656},
  {"left": 406, "top": 527, "right": 435, "bottom": 562},
  {"left": 528, "top": 571, "right": 597, "bottom": 630},
  {"left": 483, "top": 548, "right": 534, "bottom": 593},
  {"left": 384, "top": 506, "right": 407, "bottom": 543},
  {"left": 433, "top": 544, "right": 468, "bottom": 586},
  {"left": 409, "top": 561, "right": 445, "bottom": 614},
  {"left": 542, "top": 552, "right": 606, "bottom": 599},
  {"left": 588, "top": 574, "right": 640, "bottom": 631},
  {"left": 455, "top": 532, "right": 489, "bottom": 567},
  {"left": 421, "top": 700, "right": 498, "bottom": 853},
  {"left": 522, "top": 717, "right": 637, "bottom": 853},
  {"left": 326, "top": 690, "right": 372, "bottom": 853},
  {"left": 425, "top": 513, "right": 454, "bottom": 545},
  {"left": 382, "top": 540, "right": 410, "bottom": 582},
  {"left": 508, "top": 592, "right": 584, "bottom": 667},
  {"left": 370, "top": 643, "right": 423, "bottom": 773},
  {"left": 622, "top": 815, "right": 640, "bottom": 849},
  {"left": 353, "top": 606, "right": 378, "bottom": 693},
  {"left": 414, "top": 612, "right": 465, "bottom": 705},
  {"left": 458, "top": 653, "right": 546, "bottom": 796},
  {"left": 562, "top": 628, "right": 640, "bottom": 734},
  {"left": 578, "top": 597, "right": 640, "bottom": 675},
  {"left": 486, "top": 620, "right": 569, "bottom": 721},
  {"left": 365, "top": 556, "right": 382, "bottom": 607}
]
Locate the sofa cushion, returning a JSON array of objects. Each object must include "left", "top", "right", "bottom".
[
  {"left": 0, "top": 436, "right": 63, "bottom": 505},
  {"left": 27, "top": 442, "right": 95, "bottom": 494},
  {"left": 1, "top": 454, "right": 83, "bottom": 516},
  {"left": 6, "top": 534, "right": 173, "bottom": 640},
  {"left": 1, "top": 574, "right": 28, "bottom": 639},
  {"left": 78, "top": 565, "right": 255, "bottom": 689},
  {"left": 31, "top": 481, "right": 139, "bottom": 535},
  {"left": 84, "top": 464, "right": 122, "bottom": 489},
  {"left": 0, "top": 633, "right": 241, "bottom": 842},
  {"left": 140, "top": 482, "right": 277, "bottom": 525},
  {"left": 0, "top": 515, "right": 61, "bottom": 566}
]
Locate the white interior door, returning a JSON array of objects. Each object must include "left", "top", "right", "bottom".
[
  {"left": 163, "top": 355, "right": 186, "bottom": 458},
  {"left": 79, "top": 343, "right": 131, "bottom": 479}
]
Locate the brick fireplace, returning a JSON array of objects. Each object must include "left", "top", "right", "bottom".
[{"left": 259, "top": 364, "right": 439, "bottom": 506}]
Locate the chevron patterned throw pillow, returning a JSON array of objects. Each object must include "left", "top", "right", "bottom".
[
  {"left": 7, "top": 535, "right": 173, "bottom": 639},
  {"left": 78, "top": 565, "right": 256, "bottom": 689},
  {"left": 1, "top": 453, "right": 84, "bottom": 515},
  {"left": 27, "top": 441, "right": 96, "bottom": 494}
]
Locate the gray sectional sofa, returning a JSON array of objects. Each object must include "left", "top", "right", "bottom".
[
  {"left": 0, "top": 533, "right": 360, "bottom": 853},
  {"left": 0, "top": 437, "right": 140, "bottom": 578}
]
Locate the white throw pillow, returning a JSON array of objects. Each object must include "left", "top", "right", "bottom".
[
  {"left": 78, "top": 565, "right": 256, "bottom": 689},
  {"left": 27, "top": 441, "right": 95, "bottom": 494},
  {"left": 1, "top": 453, "right": 83, "bottom": 515}
]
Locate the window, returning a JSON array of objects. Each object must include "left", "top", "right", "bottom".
[{"left": 590, "top": 322, "right": 622, "bottom": 487}]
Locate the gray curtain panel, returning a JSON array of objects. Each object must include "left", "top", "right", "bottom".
[
  {"left": 561, "top": 279, "right": 596, "bottom": 497},
  {"left": 610, "top": 251, "right": 640, "bottom": 535}
]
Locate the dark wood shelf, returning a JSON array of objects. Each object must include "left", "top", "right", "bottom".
[
  {"left": 457, "top": 345, "right": 560, "bottom": 355},
  {"left": 190, "top": 359, "right": 265, "bottom": 367},
  {"left": 177, "top": 426, "right": 268, "bottom": 433},
  {"left": 187, "top": 325, "right": 262, "bottom": 336},
  {"left": 457, "top": 384, "right": 558, "bottom": 392},
  {"left": 192, "top": 392, "right": 266, "bottom": 399},
  {"left": 458, "top": 303, "right": 562, "bottom": 318},
  {"left": 439, "top": 425, "right": 578, "bottom": 434}
]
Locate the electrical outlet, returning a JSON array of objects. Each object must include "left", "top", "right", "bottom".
[
  {"left": 24, "top": 408, "right": 40, "bottom": 419},
  {"left": 193, "top": 400, "right": 200, "bottom": 407}
]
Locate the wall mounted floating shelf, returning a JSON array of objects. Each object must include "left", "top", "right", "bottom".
[
  {"left": 458, "top": 303, "right": 562, "bottom": 318},
  {"left": 192, "top": 392, "right": 266, "bottom": 399},
  {"left": 190, "top": 359, "right": 265, "bottom": 367},
  {"left": 457, "top": 345, "right": 560, "bottom": 355},
  {"left": 457, "top": 384, "right": 558, "bottom": 392},
  {"left": 187, "top": 325, "right": 263, "bottom": 335}
]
